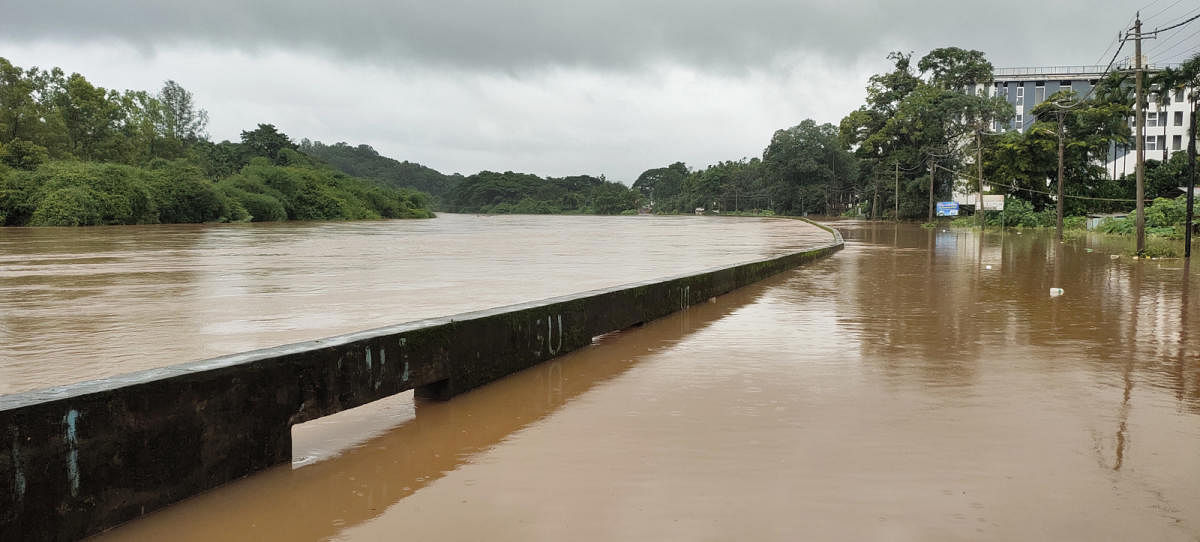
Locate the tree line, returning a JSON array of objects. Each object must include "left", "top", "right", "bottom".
[
  {"left": 636, "top": 48, "right": 1199, "bottom": 226},
  {"left": 0, "top": 57, "right": 432, "bottom": 226},
  {"left": 7, "top": 49, "right": 1196, "bottom": 227}
]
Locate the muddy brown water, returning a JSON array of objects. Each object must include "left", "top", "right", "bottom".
[
  {"left": 0, "top": 214, "right": 829, "bottom": 395},
  {"left": 8, "top": 218, "right": 1200, "bottom": 540}
]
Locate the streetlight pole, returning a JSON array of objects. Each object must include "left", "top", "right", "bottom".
[
  {"left": 894, "top": 161, "right": 899, "bottom": 222},
  {"left": 976, "top": 127, "right": 985, "bottom": 229},
  {"left": 928, "top": 159, "right": 935, "bottom": 223},
  {"left": 1055, "top": 110, "right": 1065, "bottom": 241}
]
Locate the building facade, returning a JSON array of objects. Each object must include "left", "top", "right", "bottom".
[{"left": 983, "top": 64, "right": 1193, "bottom": 179}]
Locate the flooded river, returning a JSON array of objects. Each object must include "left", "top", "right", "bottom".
[
  {"left": 0, "top": 214, "right": 828, "bottom": 395},
  {"left": 84, "top": 221, "right": 1200, "bottom": 541}
]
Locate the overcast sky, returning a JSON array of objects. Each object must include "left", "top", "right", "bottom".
[{"left": 2, "top": 1, "right": 1196, "bottom": 182}]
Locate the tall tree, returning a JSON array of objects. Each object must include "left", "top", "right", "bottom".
[
  {"left": 632, "top": 162, "right": 688, "bottom": 211},
  {"left": 240, "top": 123, "right": 297, "bottom": 164},
  {"left": 157, "top": 80, "right": 208, "bottom": 144},
  {"left": 763, "top": 120, "right": 857, "bottom": 215},
  {"left": 918, "top": 47, "right": 993, "bottom": 90}
]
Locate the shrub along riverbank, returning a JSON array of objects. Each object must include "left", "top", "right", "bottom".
[
  {"left": 0, "top": 57, "right": 433, "bottom": 226},
  {"left": 0, "top": 157, "right": 432, "bottom": 226},
  {"left": 945, "top": 195, "right": 1197, "bottom": 257}
]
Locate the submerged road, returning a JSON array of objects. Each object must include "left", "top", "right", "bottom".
[{"left": 93, "top": 222, "right": 1200, "bottom": 541}]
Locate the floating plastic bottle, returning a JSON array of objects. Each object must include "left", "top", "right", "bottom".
[{"left": 1049, "top": 288, "right": 1064, "bottom": 297}]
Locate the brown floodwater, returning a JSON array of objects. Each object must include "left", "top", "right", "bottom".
[
  {"left": 82, "top": 221, "right": 1200, "bottom": 541},
  {"left": 0, "top": 214, "right": 829, "bottom": 395}
]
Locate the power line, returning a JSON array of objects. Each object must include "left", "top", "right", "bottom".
[
  {"left": 1093, "top": 33, "right": 1123, "bottom": 66},
  {"left": 1148, "top": 27, "right": 1200, "bottom": 63},
  {"left": 1159, "top": 48, "right": 1200, "bottom": 64},
  {"left": 932, "top": 163, "right": 1154, "bottom": 204},
  {"left": 1142, "top": 11, "right": 1200, "bottom": 35},
  {"left": 1150, "top": 4, "right": 1200, "bottom": 28},
  {"left": 1144, "top": 0, "right": 1188, "bottom": 25},
  {"left": 1144, "top": 6, "right": 1200, "bottom": 55}
]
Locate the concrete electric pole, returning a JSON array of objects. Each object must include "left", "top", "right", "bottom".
[{"left": 1134, "top": 14, "right": 1147, "bottom": 255}]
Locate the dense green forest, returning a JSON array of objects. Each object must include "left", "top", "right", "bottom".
[
  {"left": 298, "top": 140, "right": 462, "bottom": 205},
  {"left": 631, "top": 120, "right": 856, "bottom": 215},
  {"left": 443, "top": 171, "right": 638, "bottom": 214},
  {"left": 0, "top": 57, "right": 432, "bottom": 226},
  {"left": 300, "top": 140, "right": 640, "bottom": 215}
]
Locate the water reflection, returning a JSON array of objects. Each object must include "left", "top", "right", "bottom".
[
  {"left": 839, "top": 222, "right": 1200, "bottom": 414},
  {"left": 94, "top": 275, "right": 775, "bottom": 542}
]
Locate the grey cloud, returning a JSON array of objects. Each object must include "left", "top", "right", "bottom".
[{"left": 2, "top": 0, "right": 1144, "bottom": 71}]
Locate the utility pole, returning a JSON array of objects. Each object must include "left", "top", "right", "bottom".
[
  {"left": 894, "top": 161, "right": 899, "bottom": 221},
  {"left": 872, "top": 173, "right": 879, "bottom": 219},
  {"left": 1188, "top": 95, "right": 1197, "bottom": 258},
  {"left": 1134, "top": 15, "right": 1147, "bottom": 255},
  {"left": 927, "top": 159, "right": 935, "bottom": 223},
  {"left": 1055, "top": 110, "right": 1066, "bottom": 241},
  {"left": 976, "top": 128, "right": 985, "bottom": 229}
]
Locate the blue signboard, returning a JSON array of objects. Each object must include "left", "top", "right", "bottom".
[{"left": 936, "top": 202, "right": 959, "bottom": 217}]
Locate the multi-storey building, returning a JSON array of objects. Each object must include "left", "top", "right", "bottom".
[{"left": 982, "top": 64, "right": 1193, "bottom": 179}]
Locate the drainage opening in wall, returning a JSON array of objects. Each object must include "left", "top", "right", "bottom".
[{"left": 290, "top": 391, "right": 416, "bottom": 468}]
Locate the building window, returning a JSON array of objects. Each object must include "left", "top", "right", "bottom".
[
  {"left": 1016, "top": 86, "right": 1024, "bottom": 106},
  {"left": 1174, "top": 135, "right": 1182, "bottom": 150},
  {"left": 1146, "top": 136, "right": 1157, "bottom": 151},
  {"left": 1016, "top": 113, "right": 1023, "bottom": 127},
  {"left": 1177, "top": 89, "right": 1185, "bottom": 102},
  {"left": 1147, "top": 112, "right": 1157, "bottom": 127},
  {"left": 1035, "top": 83, "right": 1045, "bottom": 103},
  {"left": 1176, "top": 111, "right": 1184, "bottom": 126},
  {"left": 1060, "top": 80, "right": 1072, "bottom": 92}
]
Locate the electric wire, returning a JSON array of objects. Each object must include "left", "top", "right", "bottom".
[
  {"left": 1149, "top": 28, "right": 1200, "bottom": 63},
  {"left": 1144, "top": 0, "right": 1188, "bottom": 26},
  {"left": 1144, "top": 5, "right": 1200, "bottom": 55},
  {"left": 932, "top": 163, "right": 1155, "bottom": 203}
]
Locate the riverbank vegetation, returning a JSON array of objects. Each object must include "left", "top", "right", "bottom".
[
  {"left": 0, "top": 57, "right": 432, "bottom": 226},
  {"left": 633, "top": 47, "right": 1198, "bottom": 249},
  {"left": 299, "top": 140, "right": 641, "bottom": 215},
  {"left": 6, "top": 48, "right": 1197, "bottom": 231}
]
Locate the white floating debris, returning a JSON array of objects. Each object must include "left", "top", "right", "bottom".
[
  {"left": 985, "top": 265, "right": 993, "bottom": 270},
  {"left": 1110, "top": 254, "right": 1120, "bottom": 260},
  {"left": 1049, "top": 288, "right": 1064, "bottom": 297}
]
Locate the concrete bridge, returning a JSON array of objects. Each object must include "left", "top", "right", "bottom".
[{"left": 1, "top": 220, "right": 841, "bottom": 541}]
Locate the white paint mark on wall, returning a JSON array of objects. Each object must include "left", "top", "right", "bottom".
[
  {"left": 376, "top": 348, "right": 386, "bottom": 390},
  {"left": 10, "top": 429, "right": 24, "bottom": 503},
  {"left": 547, "top": 314, "right": 563, "bottom": 355},
  {"left": 63, "top": 409, "right": 80, "bottom": 497},
  {"left": 398, "top": 338, "right": 410, "bottom": 381}
]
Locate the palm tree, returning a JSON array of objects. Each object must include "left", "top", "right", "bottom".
[
  {"left": 1175, "top": 54, "right": 1200, "bottom": 256},
  {"left": 1094, "top": 70, "right": 1135, "bottom": 178}
]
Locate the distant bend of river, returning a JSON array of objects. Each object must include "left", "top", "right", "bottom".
[{"left": 0, "top": 214, "right": 832, "bottom": 395}]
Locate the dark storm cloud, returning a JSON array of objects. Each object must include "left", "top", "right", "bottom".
[{"left": 1, "top": 0, "right": 1141, "bottom": 70}]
